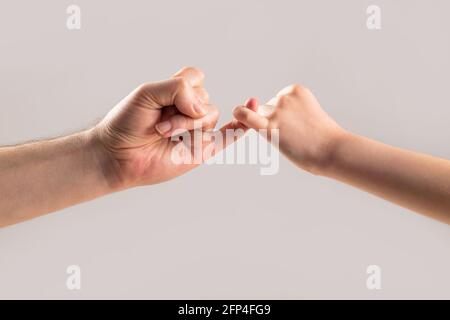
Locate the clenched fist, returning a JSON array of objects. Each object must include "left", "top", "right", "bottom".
[{"left": 92, "top": 67, "right": 221, "bottom": 189}]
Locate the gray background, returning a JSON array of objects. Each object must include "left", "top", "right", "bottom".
[{"left": 0, "top": 0, "right": 449, "bottom": 299}]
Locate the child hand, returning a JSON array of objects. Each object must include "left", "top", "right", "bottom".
[{"left": 233, "top": 85, "right": 346, "bottom": 174}]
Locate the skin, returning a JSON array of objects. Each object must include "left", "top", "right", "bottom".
[
  {"left": 1, "top": 69, "right": 449, "bottom": 227},
  {"left": 233, "top": 84, "right": 450, "bottom": 224},
  {"left": 0, "top": 67, "right": 257, "bottom": 227}
]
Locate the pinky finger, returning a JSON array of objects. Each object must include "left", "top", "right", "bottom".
[{"left": 233, "top": 106, "right": 269, "bottom": 130}]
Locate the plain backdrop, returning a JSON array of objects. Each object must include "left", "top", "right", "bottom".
[{"left": 0, "top": 0, "right": 449, "bottom": 299}]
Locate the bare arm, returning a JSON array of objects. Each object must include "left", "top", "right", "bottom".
[
  {"left": 233, "top": 85, "right": 450, "bottom": 224},
  {"left": 0, "top": 67, "right": 247, "bottom": 228},
  {"left": 0, "top": 131, "right": 114, "bottom": 226},
  {"left": 324, "top": 132, "right": 450, "bottom": 223}
]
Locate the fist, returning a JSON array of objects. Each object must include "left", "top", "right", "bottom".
[{"left": 93, "top": 67, "right": 220, "bottom": 189}]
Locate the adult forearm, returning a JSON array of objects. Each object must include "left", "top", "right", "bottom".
[
  {"left": 0, "top": 129, "right": 116, "bottom": 227},
  {"left": 321, "top": 132, "right": 450, "bottom": 224}
]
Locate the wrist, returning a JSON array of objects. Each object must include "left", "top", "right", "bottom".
[
  {"left": 312, "top": 128, "right": 355, "bottom": 177},
  {"left": 81, "top": 128, "right": 126, "bottom": 194}
]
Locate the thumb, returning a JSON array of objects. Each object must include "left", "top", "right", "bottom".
[{"left": 139, "top": 77, "right": 207, "bottom": 118}]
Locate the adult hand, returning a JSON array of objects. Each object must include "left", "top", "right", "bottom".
[
  {"left": 0, "top": 66, "right": 258, "bottom": 226},
  {"left": 94, "top": 67, "right": 258, "bottom": 190},
  {"left": 94, "top": 67, "right": 222, "bottom": 189}
]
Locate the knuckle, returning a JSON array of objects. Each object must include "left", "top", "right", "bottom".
[
  {"left": 175, "top": 77, "right": 190, "bottom": 91},
  {"left": 290, "top": 84, "right": 310, "bottom": 96},
  {"left": 134, "top": 82, "right": 157, "bottom": 99},
  {"left": 191, "top": 66, "right": 205, "bottom": 78},
  {"left": 181, "top": 66, "right": 198, "bottom": 73},
  {"left": 232, "top": 107, "right": 241, "bottom": 119},
  {"left": 234, "top": 107, "right": 248, "bottom": 120},
  {"left": 277, "top": 95, "right": 292, "bottom": 106},
  {"left": 181, "top": 66, "right": 204, "bottom": 80},
  {"left": 136, "top": 82, "right": 151, "bottom": 94}
]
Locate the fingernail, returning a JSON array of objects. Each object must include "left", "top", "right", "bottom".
[
  {"left": 193, "top": 102, "right": 206, "bottom": 115},
  {"left": 155, "top": 121, "right": 172, "bottom": 134}
]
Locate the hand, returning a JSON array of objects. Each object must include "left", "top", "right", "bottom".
[
  {"left": 93, "top": 67, "right": 221, "bottom": 189},
  {"left": 0, "top": 66, "right": 260, "bottom": 226},
  {"left": 93, "top": 67, "right": 258, "bottom": 190},
  {"left": 233, "top": 84, "right": 346, "bottom": 174}
]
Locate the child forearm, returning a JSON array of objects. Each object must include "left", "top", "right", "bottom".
[
  {"left": 233, "top": 84, "right": 450, "bottom": 224},
  {"left": 322, "top": 132, "right": 450, "bottom": 223}
]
